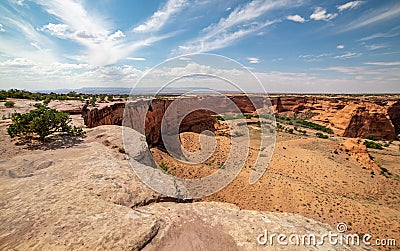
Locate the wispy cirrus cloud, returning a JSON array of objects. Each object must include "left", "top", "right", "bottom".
[
  {"left": 358, "top": 25, "right": 400, "bottom": 41},
  {"left": 341, "top": 3, "right": 400, "bottom": 32},
  {"left": 364, "top": 44, "right": 388, "bottom": 50},
  {"left": 333, "top": 52, "right": 362, "bottom": 59},
  {"left": 175, "top": 0, "right": 298, "bottom": 54},
  {"left": 337, "top": 1, "right": 363, "bottom": 12},
  {"left": 0, "top": 23, "right": 5, "bottom": 32},
  {"left": 133, "top": 0, "right": 188, "bottom": 33},
  {"left": 364, "top": 61, "right": 400, "bottom": 66}
]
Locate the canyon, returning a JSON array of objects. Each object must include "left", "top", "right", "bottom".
[
  {"left": 82, "top": 95, "right": 400, "bottom": 143},
  {"left": 1, "top": 96, "right": 399, "bottom": 250}
]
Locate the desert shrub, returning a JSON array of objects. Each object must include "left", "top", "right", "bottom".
[
  {"left": 0, "top": 92, "right": 7, "bottom": 101},
  {"left": 99, "top": 94, "right": 106, "bottom": 102},
  {"left": 4, "top": 101, "right": 15, "bottom": 108},
  {"left": 334, "top": 149, "right": 339, "bottom": 154},
  {"left": 118, "top": 147, "right": 125, "bottom": 153},
  {"left": 379, "top": 165, "right": 392, "bottom": 176},
  {"left": 285, "top": 128, "right": 294, "bottom": 134},
  {"left": 43, "top": 97, "right": 51, "bottom": 105},
  {"left": 234, "top": 131, "right": 244, "bottom": 137},
  {"left": 316, "top": 132, "right": 329, "bottom": 139},
  {"left": 90, "top": 96, "right": 96, "bottom": 107},
  {"left": 367, "top": 136, "right": 381, "bottom": 141},
  {"left": 159, "top": 162, "right": 169, "bottom": 172},
  {"left": 364, "top": 140, "right": 383, "bottom": 149},
  {"left": 7, "top": 104, "right": 84, "bottom": 141}
]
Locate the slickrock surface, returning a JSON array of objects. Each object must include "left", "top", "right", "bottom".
[{"left": 0, "top": 125, "right": 372, "bottom": 250}]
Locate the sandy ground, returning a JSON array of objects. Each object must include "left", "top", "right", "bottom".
[{"left": 151, "top": 119, "right": 400, "bottom": 248}]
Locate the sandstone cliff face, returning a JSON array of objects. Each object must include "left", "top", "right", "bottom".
[
  {"left": 388, "top": 101, "right": 400, "bottom": 136},
  {"left": 82, "top": 95, "right": 399, "bottom": 140},
  {"left": 82, "top": 102, "right": 125, "bottom": 128}
]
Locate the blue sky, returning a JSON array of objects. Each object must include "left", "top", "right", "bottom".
[{"left": 0, "top": 0, "right": 399, "bottom": 93}]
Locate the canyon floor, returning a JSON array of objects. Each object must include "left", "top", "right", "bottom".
[{"left": 0, "top": 98, "right": 399, "bottom": 250}]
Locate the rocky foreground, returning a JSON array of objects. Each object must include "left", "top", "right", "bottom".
[{"left": 0, "top": 125, "right": 370, "bottom": 250}]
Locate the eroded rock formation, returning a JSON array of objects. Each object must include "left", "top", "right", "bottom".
[{"left": 82, "top": 95, "right": 399, "bottom": 140}]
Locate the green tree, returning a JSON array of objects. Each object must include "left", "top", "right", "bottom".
[{"left": 7, "top": 104, "right": 84, "bottom": 141}]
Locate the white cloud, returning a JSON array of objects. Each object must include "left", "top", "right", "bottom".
[
  {"left": 364, "top": 61, "right": 400, "bottom": 66},
  {"left": 336, "top": 44, "right": 345, "bottom": 49},
  {"left": 33, "top": 0, "right": 171, "bottom": 66},
  {"left": 12, "top": 0, "right": 25, "bottom": 6},
  {"left": 365, "top": 44, "right": 388, "bottom": 50},
  {"left": 299, "top": 53, "right": 333, "bottom": 62},
  {"left": 342, "top": 4, "right": 400, "bottom": 32},
  {"left": 0, "top": 24, "right": 5, "bottom": 32},
  {"left": 30, "top": 42, "right": 41, "bottom": 50},
  {"left": 333, "top": 52, "right": 362, "bottom": 59},
  {"left": 107, "top": 30, "right": 125, "bottom": 41},
  {"left": 287, "top": 14, "right": 306, "bottom": 23},
  {"left": 133, "top": 0, "right": 188, "bottom": 33},
  {"left": 310, "top": 7, "right": 338, "bottom": 21},
  {"left": 40, "top": 23, "right": 71, "bottom": 37},
  {"left": 337, "top": 1, "right": 363, "bottom": 12},
  {"left": 0, "top": 58, "right": 35, "bottom": 68},
  {"left": 175, "top": 0, "right": 296, "bottom": 54},
  {"left": 177, "top": 20, "right": 277, "bottom": 54},
  {"left": 126, "top": 57, "right": 146, "bottom": 61},
  {"left": 247, "top": 57, "right": 260, "bottom": 64}
]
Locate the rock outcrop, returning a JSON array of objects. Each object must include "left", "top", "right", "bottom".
[
  {"left": 388, "top": 101, "right": 400, "bottom": 136},
  {"left": 0, "top": 125, "right": 369, "bottom": 251},
  {"left": 330, "top": 103, "right": 395, "bottom": 140},
  {"left": 82, "top": 102, "right": 125, "bottom": 127},
  {"left": 81, "top": 95, "right": 399, "bottom": 140}
]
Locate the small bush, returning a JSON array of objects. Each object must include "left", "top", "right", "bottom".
[
  {"left": 334, "top": 149, "right": 339, "bottom": 154},
  {"left": 4, "top": 101, "right": 15, "bottom": 108},
  {"left": 118, "top": 147, "right": 125, "bottom": 153},
  {"left": 159, "top": 162, "right": 170, "bottom": 173},
  {"left": 0, "top": 93, "right": 7, "bottom": 101},
  {"left": 364, "top": 140, "right": 383, "bottom": 149},
  {"left": 316, "top": 132, "right": 329, "bottom": 139}
]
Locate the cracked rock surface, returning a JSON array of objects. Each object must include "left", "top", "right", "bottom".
[{"left": 0, "top": 125, "right": 370, "bottom": 250}]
